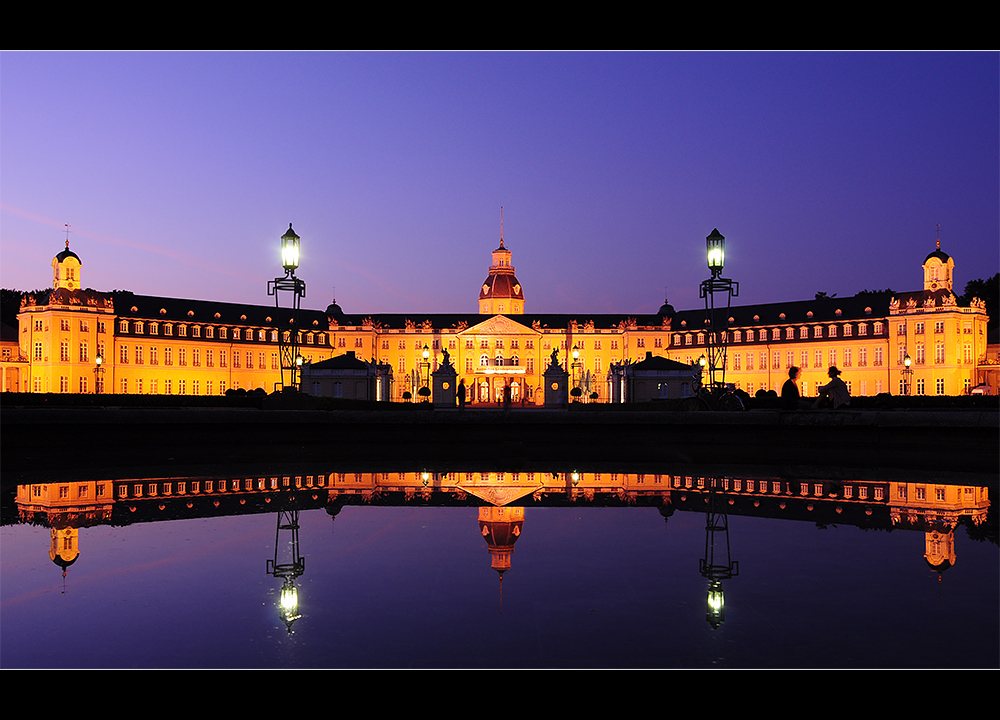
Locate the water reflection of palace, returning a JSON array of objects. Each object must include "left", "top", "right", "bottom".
[{"left": 14, "top": 470, "right": 993, "bottom": 574}]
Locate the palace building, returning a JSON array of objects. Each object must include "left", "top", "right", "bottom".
[{"left": 3, "top": 232, "right": 992, "bottom": 402}]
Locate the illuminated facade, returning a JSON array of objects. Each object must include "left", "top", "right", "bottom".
[
  {"left": 665, "top": 242, "right": 991, "bottom": 398},
  {"left": 8, "top": 235, "right": 992, "bottom": 401}
]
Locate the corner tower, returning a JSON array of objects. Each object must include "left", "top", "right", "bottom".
[
  {"left": 52, "top": 240, "right": 82, "bottom": 291},
  {"left": 479, "top": 236, "right": 524, "bottom": 315},
  {"left": 922, "top": 239, "right": 954, "bottom": 293}
]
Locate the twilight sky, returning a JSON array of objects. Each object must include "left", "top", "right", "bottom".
[{"left": 1, "top": 51, "right": 997, "bottom": 316}]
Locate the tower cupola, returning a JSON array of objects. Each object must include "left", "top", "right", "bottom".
[
  {"left": 922, "top": 238, "right": 954, "bottom": 293},
  {"left": 52, "top": 240, "right": 82, "bottom": 291}
]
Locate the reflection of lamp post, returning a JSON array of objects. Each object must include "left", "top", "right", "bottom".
[
  {"left": 266, "top": 508, "right": 306, "bottom": 633},
  {"left": 903, "top": 353, "right": 913, "bottom": 396},
  {"left": 699, "top": 481, "right": 739, "bottom": 629},
  {"left": 699, "top": 229, "right": 739, "bottom": 392},
  {"left": 93, "top": 354, "right": 104, "bottom": 394},
  {"left": 267, "top": 224, "right": 307, "bottom": 392}
]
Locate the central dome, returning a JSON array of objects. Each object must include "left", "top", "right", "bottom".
[{"left": 479, "top": 239, "right": 524, "bottom": 314}]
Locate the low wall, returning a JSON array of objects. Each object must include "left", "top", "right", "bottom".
[{"left": 2, "top": 406, "right": 996, "bottom": 483}]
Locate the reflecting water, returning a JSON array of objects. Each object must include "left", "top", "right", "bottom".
[{"left": 2, "top": 469, "right": 996, "bottom": 668}]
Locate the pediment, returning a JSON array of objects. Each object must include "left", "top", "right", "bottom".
[{"left": 460, "top": 314, "right": 539, "bottom": 336}]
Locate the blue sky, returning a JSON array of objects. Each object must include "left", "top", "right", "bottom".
[{"left": 2, "top": 51, "right": 997, "bottom": 315}]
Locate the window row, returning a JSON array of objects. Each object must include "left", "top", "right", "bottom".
[{"left": 118, "top": 320, "right": 326, "bottom": 345}]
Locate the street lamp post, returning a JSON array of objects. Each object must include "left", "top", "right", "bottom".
[
  {"left": 267, "top": 224, "right": 307, "bottom": 392},
  {"left": 571, "top": 345, "right": 582, "bottom": 401},
  {"left": 93, "top": 354, "right": 104, "bottom": 394},
  {"left": 699, "top": 229, "right": 739, "bottom": 393},
  {"left": 903, "top": 353, "right": 913, "bottom": 396},
  {"left": 419, "top": 344, "right": 431, "bottom": 402}
]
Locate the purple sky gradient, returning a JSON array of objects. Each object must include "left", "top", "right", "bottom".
[{"left": 2, "top": 51, "right": 997, "bottom": 316}]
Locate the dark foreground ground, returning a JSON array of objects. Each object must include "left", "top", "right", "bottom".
[{"left": 2, "top": 403, "right": 996, "bottom": 485}]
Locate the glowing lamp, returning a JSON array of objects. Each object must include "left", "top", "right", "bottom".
[
  {"left": 706, "top": 581, "right": 726, "bottom": 627},
  {"left": 422, "top": 345, "right": 430, "bottom": 361},
  {"left": 95, "top": 354, "right": 103, "bottom": 367},
  {"left": 706, "top": 228, "right": 725, "bottom": 275},
  {"left": 281, "top": 223, "right": 300, "bottom": 272},
  {"left": 699, "top": 354, "right": 707, "bottom": 369},
  {"left": 904, "top": 354, "right": 912, "bottom": 369}
]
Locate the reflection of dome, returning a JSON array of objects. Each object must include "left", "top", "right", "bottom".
[
  {"left": 478, "top": 506, "right": 524, "bottom": 576},
  {"left": 49, "top": 527, "right": 79, "bottom": 576}
]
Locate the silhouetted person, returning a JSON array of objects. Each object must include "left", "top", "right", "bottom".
[
  {"left": 782, "top": 366, "right": 811, "bottom": 410},
  {"left": 457, "top": 379, "right": 466, "bottom": 409},
  {"left": 815, "top": 366, "right": 850, "bottom": 409}
]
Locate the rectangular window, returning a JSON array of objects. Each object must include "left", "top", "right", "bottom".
[{"left": 936, "top": 378, "right": 945, "bottom": 395}]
